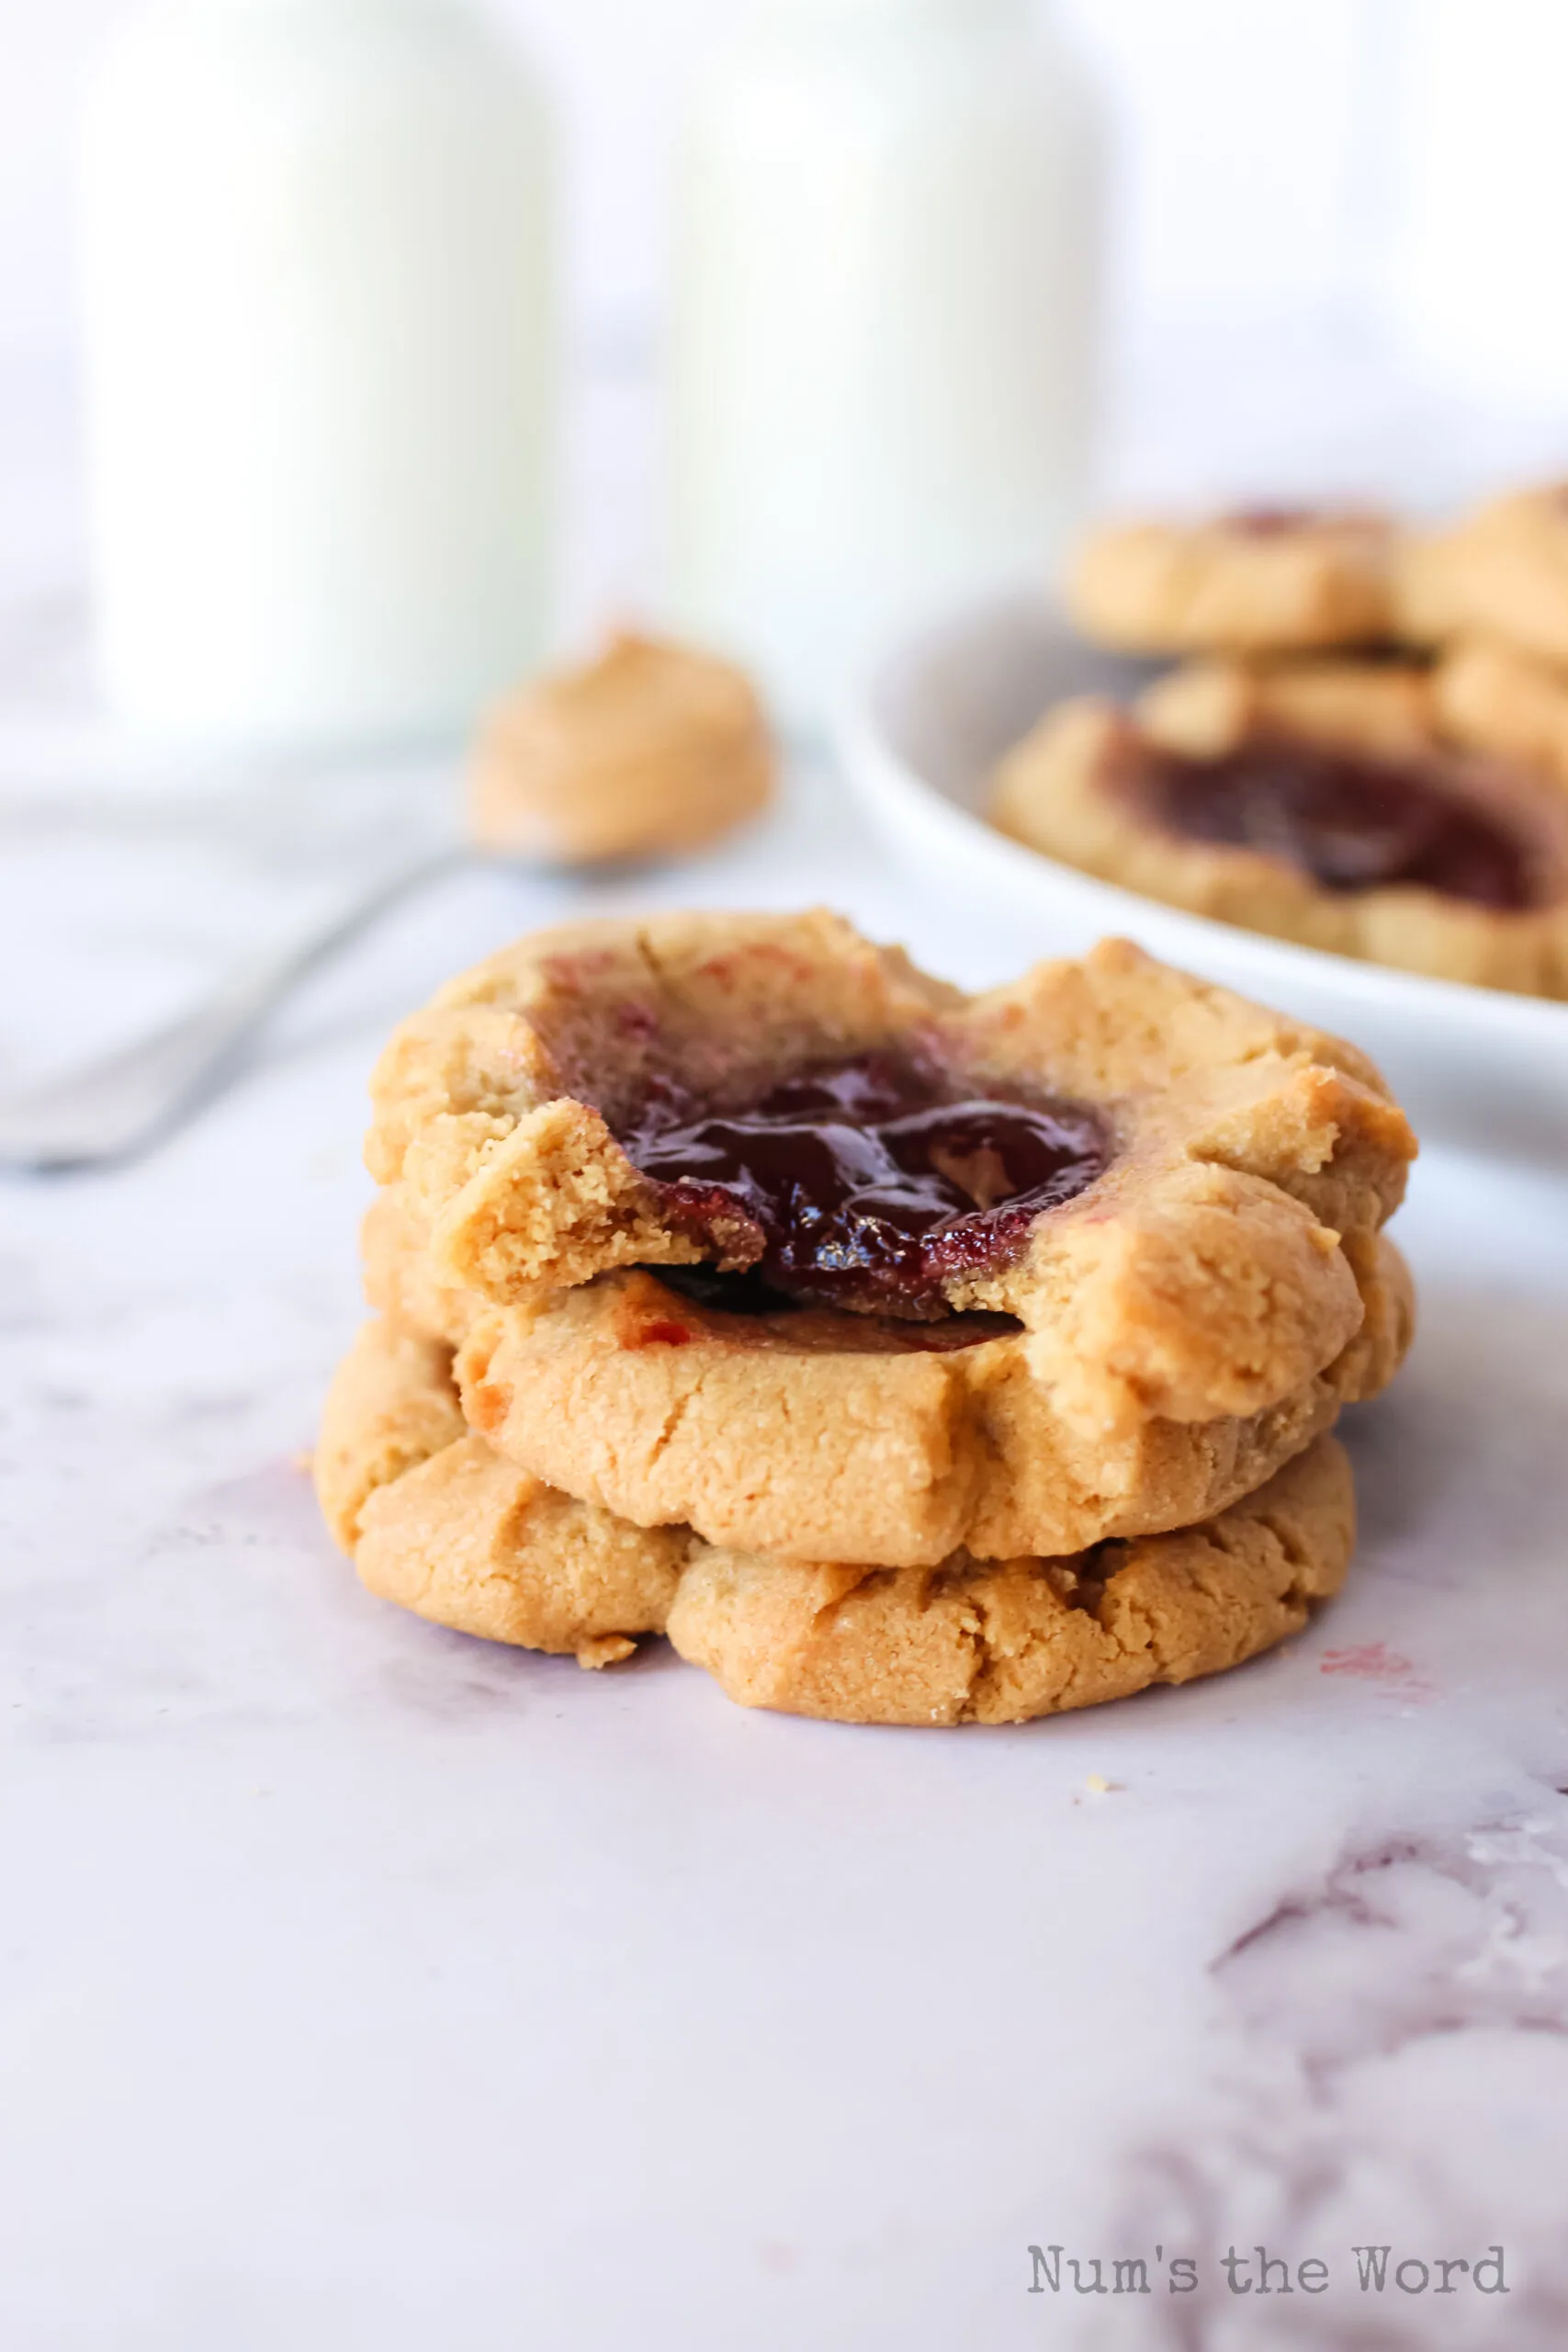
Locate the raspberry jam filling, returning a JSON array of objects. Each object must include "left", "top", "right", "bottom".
[
  {"left": 1123, "top": 731, "right": 1540, "bottom": 910},
  {"left": 615, "top": 1053, "right": 1109, "bottom": 1317}
]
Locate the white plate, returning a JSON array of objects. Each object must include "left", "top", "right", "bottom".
[{"left": 839, "top": 589, "right": 1568, "bottom": 1164}]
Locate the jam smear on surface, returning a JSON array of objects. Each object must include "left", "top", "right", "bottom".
[
  {"left": 1124, "top": 730, "right": 1540, "bottom": 910},
  {"left": 615, "top": 1054, "right": 1109, "bottom": 1317}
]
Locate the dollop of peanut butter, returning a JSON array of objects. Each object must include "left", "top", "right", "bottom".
[{"left": 470, "top": 630, "right": 773, "bottom": 865}]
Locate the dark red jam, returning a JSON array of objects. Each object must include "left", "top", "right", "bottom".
[
  {"left": 615, "top": 1053, "right": 1109, "bottom": 1317},
  {"left": 1122, "top": 731, "right": 1540, "bottom": 910}
]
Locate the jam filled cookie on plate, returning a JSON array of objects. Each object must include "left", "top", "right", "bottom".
[
  {"left": 1067, "top": 509, "right": 1402, "bottom": 656},
  {"left": 993, "top": 671, "right": 1568, "bottom": 999},
  {"left": 1134, "top": 653, "right": 1435, "bottom": 762},
  {"left": 1431, "top": 636, "right": 1568, "bottom": 795},
  {"left": 1396, "top": 484, "right": 1568, "bottom": 665}
]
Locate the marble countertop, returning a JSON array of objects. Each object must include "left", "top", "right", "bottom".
[{"left": 4, "top": 747, "right": 1567, "bottom": 2352}]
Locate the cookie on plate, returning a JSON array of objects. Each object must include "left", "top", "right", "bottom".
[
  {"left": 470, "top": 630, "right": 773, "bottom": 866},
  {"left": 1395, "top": 485, "right": 1568, "bottom": 663},
  {"left": 1431, "top": 636, "right": 1568, "bottom": 794},
  {"left": 992, "top": 673, "right": 1568, "bottom": 1000},
  {"left": 318, "top": 1319, "right": 1359, "bottom": 1726},
  {"left": 1067, "top": 509, "right": 1401, "bottom": 656},
  {"left": 1136, "top": 654, "right": 1434, "bottom": 762},
  {"left": 361, "top": 911, "right": 1414, "bottom": 1566}
]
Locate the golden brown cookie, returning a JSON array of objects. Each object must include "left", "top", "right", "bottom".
[
  {"left": 318, "top": 1320, "right": 1358, "bottom": 1724},
  {"left": 992, "top": 689, "right": 1568, "bottom": 1000},
  {"left": 1136, "top": 654, "right": 1435, "bottom": 762},
  {"left": 362, "top": 1182, "right": 487, "bottom": 1349},
  {"left": 367, "top": 910, "right": 964, "bottom": 1305},
  {"left": 452, "top": 1233, "right": 1407, "bottom": 1567},
  {"left": 1431, "top": 636, "right": 1568, "bottom": 794},
  {"left": 1067, "top": 509, "right": 1400, "bottom": 656},
  {"left": 317, "top": 1318, "right": 684, "bottom": 1667},
  {"left": 669, "top": 1432, "right": 1355, "bottom": 1726},
  {"left": 1395, "top": 486, "right": 1568, "bottom": 663},
  {"left": 469, "top": 630, "right": 773, "bottom": 866},
  {"left": 316, "top": 1317, "right": 467, "bottom": 1551},
  {"left": 360, "top": 913, "right": 1412, "bottom": 1561}
]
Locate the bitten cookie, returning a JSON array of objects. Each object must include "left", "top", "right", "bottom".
[
  {"left": 992, "top": 680, "right": 1568, "bottom": 999},
  {"left": 318, "top": 1319, "right": 1358, "bottom": 1726},
  {"left": 1067, "top": 509, "right": 1400, "bottom": 656},
  {"left": 360, "top": 911, "right": 1414, "bottom": 1566},
  {"left": 470, "top": 630, "right": 773, "bottom": 866}
]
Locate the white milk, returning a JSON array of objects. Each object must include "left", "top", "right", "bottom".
[
  {"left": 668, "top": 0, "right": 1101, "bottom": 732},
  {"left": 79, "top": 0, "right": 556, "bottom": 754}
]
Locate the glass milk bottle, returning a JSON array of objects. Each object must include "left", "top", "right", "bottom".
[
  {"left": 79, "top": 0, "right": 556, "bottom": 754},
  {"left": 668, "top": 0, "right": 1101, "bottom": 732}
]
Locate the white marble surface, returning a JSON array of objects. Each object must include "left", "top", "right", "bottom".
[{"left": 4, "top": 749, "right": 1568, "bottom": 2352}]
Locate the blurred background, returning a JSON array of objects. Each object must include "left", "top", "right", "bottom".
[
  {"left": 7, "top": 0, "right": 1568, "bottom": 649},
  {"left": 6, "top": 0, "right": 1568, "bottom": 1120}
]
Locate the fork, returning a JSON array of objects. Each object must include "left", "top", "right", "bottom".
[{"left": 0, "top": 846, "right": 468, "bottom": 1171}]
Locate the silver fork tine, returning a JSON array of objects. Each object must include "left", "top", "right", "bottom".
[{"left": 0, "top": 847, "right": 466, "bottom": 1171}]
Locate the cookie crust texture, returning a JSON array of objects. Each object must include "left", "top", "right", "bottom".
[
  {"left": 1432, "top": 636, "right": 1568, "bottom": 795},
  {"left": 317, "top": 1318, "right": 685, "bottom": 1668},
  {"left": 992, "top": 688, "right": 1568, "bottom": 1000},
  {"left": 1396, "top": 486, "right": 1568, "bottom": 664},
  {"left": 1067, "top": 512, "right": 1399, "bottom": 655},
  {"left": 455, "top": 1233, "right": 1405, "bottom": 1567},
  {"left": 1134, "top": 654, "right": 1436, "bottom": 763},
  {"left": 671, "top": 1430, "right": 1355, "bottom": 1726},
  {"left": 319, "top": 1319, "right": 1357, "bottom": 1725},
  {"left": 361, "top": 912, "right": 1414, "bottom": 1566}
]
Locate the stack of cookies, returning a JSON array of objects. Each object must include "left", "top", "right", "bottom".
[
  {"left": 994, "top": 495, "right": 1568, "bottom": 999},
  {"left": 316, "top": 910, "right": 1416, "bottom": 1727}
]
